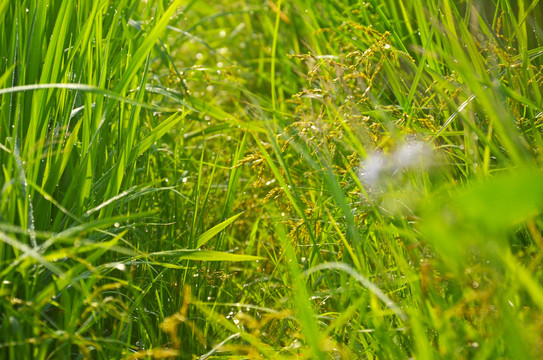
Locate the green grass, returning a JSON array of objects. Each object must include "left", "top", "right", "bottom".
[{"left": 1, "top": 0, "right": 543, "bottom": 358}]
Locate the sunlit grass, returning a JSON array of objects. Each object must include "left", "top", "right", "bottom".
[{"left": 1, "top": 0, "right": 543, "bottom": 359}]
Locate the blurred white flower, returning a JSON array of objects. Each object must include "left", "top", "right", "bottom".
[
  {"left": 394, "top": 141, "right": 433, "bottom": 170},
  {"left": 359, "top": 140, "right": 434, "bottom": 189},
  {"left": 359, "top": 151, "right": 387, "bottom": 186}
]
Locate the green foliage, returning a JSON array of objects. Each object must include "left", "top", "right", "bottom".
[{"left": 1, "top": 0, "right": 542, "bottom": 359}]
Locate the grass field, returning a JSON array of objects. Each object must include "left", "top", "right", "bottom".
[{"left": 1, "top": 0, "right": 543, "bottom": 358}]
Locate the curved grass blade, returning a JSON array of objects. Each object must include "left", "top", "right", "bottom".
[
  {"left": 304, "top": 262, "right": 407, "bottom": 321},
  {"left": 146, "top": 249, "right": 263, "bottom": 262},
  {"left": 0, "top": 83, "right": 179, "bottom": 113},
  {"left": 196, "top": 212, "right": 242, "bottom": 249}
]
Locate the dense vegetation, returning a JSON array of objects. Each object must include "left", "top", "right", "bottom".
[{"left": 1, "top": 0, "right": 543, "bottom": 358}]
